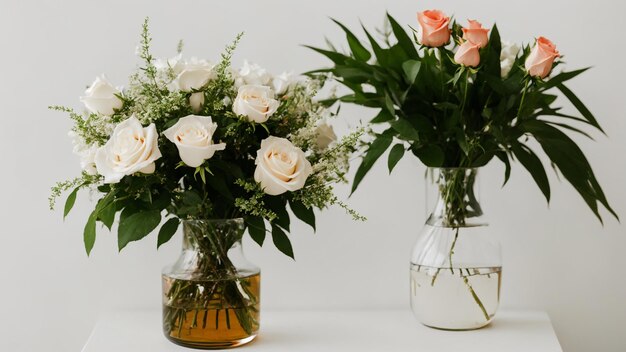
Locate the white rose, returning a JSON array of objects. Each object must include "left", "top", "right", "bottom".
[
  {"left": 315, "top": 121, "right": 337, "bottom": 150},
  {"left": 254, "top": 136, "right": 313, "bottom": 195},
  {"left": 163, "top": 115, "right": 226, "bottom": 167},
  {"left": 272, "top": 71, "right": 294, "bottom": 95},
  {"left": 233, "top": 85, "right": 280, "bottom": 123},
  {"left": 95, "top": 115, "right": 162, "bottom": 184},
  {"left": 500, "top": 40, "right": 521, "bottom": 78},
  {"left": 236, "top": 60, "right": 271, "bottom": 87},
  {"left": 80, "top": 75, "right": 123, "bottom": 116},
  {"left": 173, "top": 58, "right": 216, "bottom": 112},
  {"left": 154, "top": 53, "right": 185, "bottom": 75}
]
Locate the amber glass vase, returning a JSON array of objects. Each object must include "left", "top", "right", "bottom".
[{"left": 162, "top": 219, "right": 260, "bottom": 349}]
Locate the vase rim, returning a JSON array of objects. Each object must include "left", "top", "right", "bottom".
[{"left": 182, "top": 218, "right": 244, "bottom": 223}]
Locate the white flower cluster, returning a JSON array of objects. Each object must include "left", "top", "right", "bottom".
[
  {"left": 68, "top": 56, "right": 338, "bottom": 197},
  {"left": 500, "top": 40, "right": 521, "bottom": 78}
]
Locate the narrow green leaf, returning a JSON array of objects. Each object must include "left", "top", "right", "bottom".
[
  {"left": 331, "top": 19, "right": 371, "bottom": 62},
  {"left": 496, "top": 151, "right": 512, "bottom": 186},
  {"left": 289, "top": 199, "right": 316, "bottom": 232},
  {"left": 246, "top": 216, "right": 266, "bottom": 246},
  {"left": 63, "top": 187, "right": 80, "bottom": 219},
  {"left": 540, "top": 68, "right": 589, "bottom": 91},
  {"left": 157, "top": 218, "right": 180, "bottom": 249},
  {"left": 271, "top": 224, "right": 294, "bottom": 259},
  {"left": 402, "top": 60, "right": 421, "bottom": 85},
  {"left": 388, "top": 144, "right": 405, "bottom": 173},
  {"left": 387, "top": 13, "right": 419, "bottom": 57},
  {"left": 512, "top": 143, "right": 551, "bottom": 203},
  {"left": 351, "top": 134, "right": 393, "bottom": 193},
  {"left": 305, "top": 45, "right": 350, "bottom": 65},
  {"left": 84, "top": 212, "right": 97, "bottom": 256},
  {"left": 484, "top": 24, "right": 502, "bottom": 77},
  {"left": 556, "top": 83, "right": 604, "bottom": 133},
  {"left": 118, "top": 210, "right": 162, "bottom": 251}
]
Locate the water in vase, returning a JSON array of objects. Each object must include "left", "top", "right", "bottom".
[{"left": 410, "top": 264, "right": 501, "bottom": 330}]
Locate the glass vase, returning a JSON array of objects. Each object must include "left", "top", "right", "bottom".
[
  {"left": 410, "top": 168, "right": 502, "bottom": 330},
  {"left": 162, "top": 219, "right": 260, "bottom": 349}
]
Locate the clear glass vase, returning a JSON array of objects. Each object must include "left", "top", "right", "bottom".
[
  {"left": 162, "top": 219, "right": 260, "bottom": 349},
  {"left": 410, "top": 168, "right": 502, "bottom": 330}
]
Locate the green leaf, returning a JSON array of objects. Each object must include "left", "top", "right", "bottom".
[
  {"left": 266, "top": 196, "right": 290, "bottom": 232},
  {"left": 305, "top": 45, "right": 350, "bottom": 65},
  {"left": 540, "top": 68, "right": 589, "bottom": 91},
  {"left": 157, "top": 218, "right": 179, "bottom": 249},
  {"left": 289, "top": 199, "right": 316, "bottom": 232},
  {"left": 98, "top": 203, "right": 116, "bottom": 231},
  {"left": 483, "top": 24, "right": 502, "bottom": 77},
  {"left": 63, "top": 186, "right": 80, "bottom": 219},
  {"left": 332, "top": 19, "right": 371, "bottom": 62},
  {"left": 388, "top": 144, "right": 405, "bottom": 173},
  {"left": 118, "top": 210, "right": 162, "bottom": 251},
  {"left": 556, "top": 83, "right": 604, "bottom": 133},
  {"left": 370, "top": 109, "right": 394, "bottom": 124},
  {"left": 402, "top": 60, "right": 421, "bottom": 85},
  {"left": 387, "top": 13, "right": 418, "bottom": 57},
  {"left": 496, "top": 151, "right": 512, "bottom": 186},
  {"left": 83, "top": 212, "right": 97, "bottom": 256},
  {"left": 390, "top": 119, "right": 420, "bottom": 141},
  {"left": 512, "top": 143, "right": 551, "bottom": 203},
  {"left": 351, "top": 133, "right": 393, "bottom": 193},
  {"left": 246, "top": 216, "right": 266, "bottom": 246},
  {"left": 413, "top": 145, "right": 445, "bottom": 167},
  {"left": 271, "top": 224, "right": 294, "bottom": 259}
]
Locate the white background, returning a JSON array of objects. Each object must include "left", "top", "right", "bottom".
[{"left": 1, "top": 0, "right": 624, "bottom": 351}]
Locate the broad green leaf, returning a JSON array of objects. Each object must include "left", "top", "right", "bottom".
[
  {"left": 351, "top": 134, "right": 393, "bottom": 193},
  {"left": 265, "top": 196, "right": 290, "bottom": 232},
  {"left": 370, "top": 109, "right": 394, "bottom": 123},
  {"left": 332, "top": 19, "right": 371, "bottom": 62},
  {"left": 84, "top": 212, "right": 97, "bottom": 256},
  {"left": 157, "top": 218, "right": 180, "bottom": 249},
  {"left": 388, "top": 144, "right": 405, "bottom": 173},
  {"left": 206, "top": 174, "right": 233, "bottom": 200},
  {"left": 246, "top": 216, "right": 266, "bottom": 246},
  {"left": 118, "top": 210, "right": 161, "bottom": 251},
  {"left": 413, "top": 145, "right": 445, "bottom": 167},
  {"left": 556, "top": 83, "right": 604, "bottom": 133},
  {"left": 390, "top": 119, "right": 420, "bottom": 141},
  {"left": 98, "top": 203, "right": 116, "bottom": 231},
  {"left": 289, "top": 199, "right": 316, "bottom": 232},
  {"left": 271, "top": 224, "right": 294, "bottom": 259},
  {"left": 512, "top": 143, "right": 551, "bottom": 202},
  {"left": 63, "top": 186, "right": 80, "bottom": 219},
  {"left": 402, "top": 60, "right": 421, "bottom": 85}
]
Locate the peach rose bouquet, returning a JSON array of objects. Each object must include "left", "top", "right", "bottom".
[{"left": 309, "top": 10, "right": 616, "bottom": 223}]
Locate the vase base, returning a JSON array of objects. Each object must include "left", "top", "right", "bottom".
[
  {"left": 165, "top": 334, "right": 257, "bottom": 349},
  {"left": 421, "top": 319, "right": 494, "bottom": 331}
]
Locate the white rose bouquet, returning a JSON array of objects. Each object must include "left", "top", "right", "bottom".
[{"left": 50, "top": 19, "right": 363, "bottom": 258}]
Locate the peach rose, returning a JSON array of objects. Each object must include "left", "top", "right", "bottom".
[
  {"left": 454, "top": 40, "right": 481, "bottom": 67},
  {"left": 462, "top": 20, "right": 489, "bottom": 48},
  {"left": 525, "top": 37, "right": 560, "bottom": 78},
  {"left": 417, "top": 10, "right": 451, "bottom": 47}
]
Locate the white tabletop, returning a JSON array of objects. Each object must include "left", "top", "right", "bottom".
[{"left": 82, "top": 309, "right": 562, "bottom": 352}]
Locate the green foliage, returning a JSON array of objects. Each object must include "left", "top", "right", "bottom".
[
  {"left": 309, "top": 14, "right": 617, "bottom": 223},
  {"left": 52, "top": 19, "right": 361, "bottom": 257}
]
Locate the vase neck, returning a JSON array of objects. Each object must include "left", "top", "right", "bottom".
[
  {"left": 182, "top": 219, "right": 245, "bottom": 269},
  {"left": 426, "top": 168, "right": 485, "bottom": 227}
]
